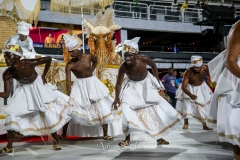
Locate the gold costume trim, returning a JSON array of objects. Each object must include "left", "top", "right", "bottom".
[
  {"left": 218, "top": 132, "right": 240, "bottom": 142},
  {"left": 0, "top": 115, "right": 6, "bottom": 119},
  {"left": 4, "top": 104, "right": 67, "bottom": 133},
  {"left": 71, "top": 110, "right": 113, "bottom": 123},
  {"left": 127, "top": 121, "right": 139, "bottom": 127},
  {"left": 123, "top": 113, "right": 180, "bottom": 137},
  {"left": 153, "top": 118, "right": 180, "bottom": 137},
  {"left": 207, "top": 118, "right": 217, "bottom": 124}
]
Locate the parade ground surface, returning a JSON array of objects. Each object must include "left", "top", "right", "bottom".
[{"left": 0, "top": 119, "right": 232, "bottom": 160}]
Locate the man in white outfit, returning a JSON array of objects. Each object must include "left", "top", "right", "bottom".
[
  {"left": 176, "top": 56, "right": 213, "bottom": 130},
  {"left": 60, "top": 34, "right": 122, "bottom": 140},
  {"left": 113, "top": 37, "right": 181, "bottom": 146},
  {"left": 4, "top": 21, "right": 35, "bottom": 54}
]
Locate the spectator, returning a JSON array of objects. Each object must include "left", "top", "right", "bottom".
[
  {"left": 230, "top": 4, "right": 235, "bottom": 12},
  {"left": 181, "top": 0, "right": 188, "bottom": 12},
  {"left": 173, "top": 70, "right": 179, "bottom": 87},
  {"left": 45, "top": 33, "right": 54, "bottom": 44},
  {"left": 201, "top": 0, "right": 207, "bottom": 8},
  {"left": 162, "top": 68, "right": 177, "bottom": 108},
  {"left": 175, "top": 71, "right": 184, "bottom": 87},
  {"left": 58, "top": 35, "right": 64, "bottom": 44},
  {"left": 195, "top": 1, "right": 201, "bottom": 9},
  {"left": 133, "top": 0, "right": 140, "bottom": 18},
  {"left": 173, "top": 44, "right": 179, "bottom": 53},
  {"left": 171, "top": 0, "right": 180, "bottom": 21},
  {"left": 171, "top": 0, "right": 179, "bottom": 12},
  {"left": 230, "top": 4, "right": 236, "bottom": 17}
]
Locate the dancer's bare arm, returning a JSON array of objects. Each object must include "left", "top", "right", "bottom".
[
  {"left": 181, "top": 69, "right": 197, "bottom": 100},
  {"left": 143, "top": 56, "right": 159, "bottom": 81},
  {"left": 225, "top": 22, "right": 240, "bottom": 78},
  {"left": 23, "top": 57, "right": 52, "bottom": 83},
  {"left": 0, "top": 70, "right": 13, "bottom": 98},
  {"left": 112, "top": 64, "right": 126, "bottom": 109},
  {"left": 203, "top": 65, "right": 209, "bottom": 75},
  {"left": 90, "top": 54, "right": 97, "bottom": 72},
  {"left": 65, "top": 62, "right": 72, "bottom": 96}
]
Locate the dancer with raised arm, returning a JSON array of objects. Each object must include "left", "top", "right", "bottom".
[{"left": 0, "top": 42, "right": 71, "bottom": 154}]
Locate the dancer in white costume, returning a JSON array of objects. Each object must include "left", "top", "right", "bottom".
[
  {"left": 176, "top": 56, "right": 213, "bottom": 130},
  {"left": 60, "top": 34, "right": 122, "bottom": 140},
  {"left": 0, "top": 43, "right": 71, "bottom": 154},
  {"left": 4, "top": 21, "right": 36, "bottom": 56},
  {"left": 207, "top": 21, "right": 240, "bottom": 160},
  {"left": 113, "top": 37, "right": 181, "bottom": 146}
]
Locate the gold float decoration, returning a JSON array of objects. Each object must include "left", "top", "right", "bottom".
[
  {"left": 45, "top": 62, "right": 62, "bottom": 86},
  {"left": 101, "top": 79, "right": 115, "bottom": 96},
  {"left": 84, "top": 9, "right": 121, "bottom": 80},
  {"left": 50, "top": 0, "right": 114, "bottom": 13},
  {"left": 0, "top": 0, "right": 40, "bottom": 26}
]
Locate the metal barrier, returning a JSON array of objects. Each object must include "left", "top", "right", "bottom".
[
  {"left": 113, "top": 1, "right": 149, "bottom": 20},
  {"left": 149, "top": 5, "right": 203, "bottom": 23},
  {"left": 116, "top": 0, "right": 233, "bottom": 4},
  {"left": 139, "top": 45, "right": 218, "bottom": 53}
]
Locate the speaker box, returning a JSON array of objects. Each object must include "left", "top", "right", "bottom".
[{"left": 202, "top": 5, "right": 234, "bottom": 19}]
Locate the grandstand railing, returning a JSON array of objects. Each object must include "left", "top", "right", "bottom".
[
  {"left": 139, "top": 45, "right": 218, "bottom": 53},
  {"left": 115, "top": 0, "right": 234, "bottom": 5},
  {"left": 113, "top": 1, "right": 239, "bottom": 23}
]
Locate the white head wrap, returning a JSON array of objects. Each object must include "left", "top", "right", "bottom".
[
  {"left": 190, "top": 55, "right": 203, "bottom": 67},
  {"left": 123, "top": 37, "right": 140, "bottom": 54},
  {"left": 3, "top": 38, "right": 23, "bottom": 57},
  {"left": 17, "top": 21, "right": 32, "bottom": 36},
  {"left": 63, "top": 34, "right": 82, "bottom": 51}
]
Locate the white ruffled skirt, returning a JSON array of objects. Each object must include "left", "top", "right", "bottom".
[
  {"left": 67, "top": 75, "right": 122, "bottom": 137},
  {"left": 3, "top": 76, "right": 71, "bottom": 136},
  {"left": 175, "top": 83, "right": 212, "bottom": 123},
  {"left": 120, "top": 72, "right": 181, "bottom": 140},
  {"left": 207, "top": 53, "right": 240, "bottom": 146}
]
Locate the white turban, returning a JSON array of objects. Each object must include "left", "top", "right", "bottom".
[
  {"left": 17, "top": 21, "right": 32, "bottom": 36},
  {"left": 63, "top": 34, "right": 82, "bottom": 51},
  {"left": 190, "top": 55, "right": 203, "bottom": 67},
  {"left": 123, "top": 37, "right": 140, "bottom": 54}
]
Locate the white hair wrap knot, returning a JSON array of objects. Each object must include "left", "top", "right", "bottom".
[
  {"left": 190, "top": 55, "right": 203, "bottom": 67},
  {"left": 63, "top": 34, "right": 81, "bottom": 51},
  {"left": 123, "top": 37, "right": 140, "bottom": 54},
  {"left": 17, "top": 21, "right": 32, "bottom": 36}
]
